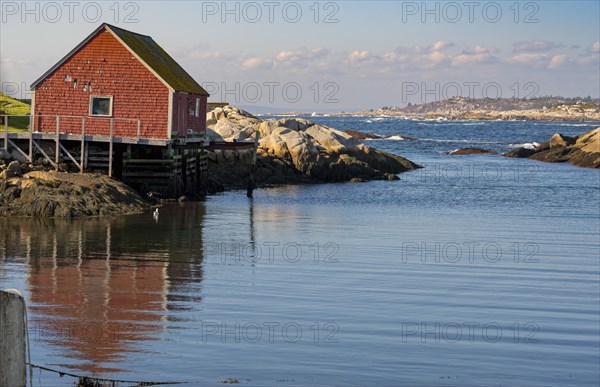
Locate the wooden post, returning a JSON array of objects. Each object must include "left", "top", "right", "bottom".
[
  {"left": 195, "top": 150, "right": 201, "bottom": 192},
  {"left": 0, "top": 289, "right": 27, "bottom": 387},
  {"left": 246, "top": 131, "right": 260, "bottom": 198},
  {"left": 28, "top": 116, "right": 33, "bottom": 162},
  {"left": 55, "top": 116, "right": 60, "bottom": 170},
  {"left": 172, "top": 149, "right": 179, "bottom": 197},
  {"left": 181, "top": 152, "right": 188, "bottom": 194},
  {"left": 84, "top": 142, "right": 89, "bottom": 170},
  {"left": 108, "top": 118, "right": 114, "bottom": 177},
  {"left": 3, "top": 116, "right": 8, "bottom": 152},
  {"left": 80, "top": 117, "right": 85, "bottom": 173}
]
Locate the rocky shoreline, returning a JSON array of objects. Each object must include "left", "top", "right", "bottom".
[
  {"left": 312, "top": 108, "right": 600, "bottom": 122},
  {"left": 0, "top": 162, "right": 149, "bottom": 218},
  {"left": 3, "top": 107, "right": 596, "bottom": 218},
  {"left": 205, "top": 106, "right": 421, "bottom": 188},
  {"left": 440, "top": 128, "right": 600, "bottom": 168},
  {"left": 503, "top": 128, "right": 600, "bottom": 168},
  {"left": 0, "top": 106, "right": 422, "bottom": 218}
]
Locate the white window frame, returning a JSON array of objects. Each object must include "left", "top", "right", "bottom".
[
  {"left": 89, "top": 95, "right": 113, "bottom": 117},
  {"left": 195, "top": 98, "right": 200, "bottom": 117}
]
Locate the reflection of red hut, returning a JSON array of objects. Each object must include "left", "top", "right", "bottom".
[
  {"left": 22, "top": 220, "right": 172, "bottom": 374},
  {"left": 28, "top": 251, "right": 168, "bottom": 373},
  {"left": 1, "top": 206, "right": 207, "bottom": 375}
]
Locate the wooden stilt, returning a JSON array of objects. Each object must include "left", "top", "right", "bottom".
[
  {"left": 181, "top": 152, "right": 187, "bottom": 194},
  {"left": 246, "top": 132, "right": 260, "bottom": 198},
  {"left": 108, "top": 119, "right": 114, "bottom": 177},
  {"left": 28, "top": 120, "right": 33, "bottom": 162},
  {"left": 59, "top": 143, "right": 81, "bottom": 170},
  {"left": 195, "top": 151, "right": 201, "bottom": 191},
  {"left": 32, "top": 139, "right": 56, "bottom": 168},
  {"left": 7, "top": 140, "right": 29, "bottom": 162},
  {"left": 84, "top": 142, "right": 89, "bottom": 170},
  {"left": 55, "top": 116, "right": 60, "bottom": 171},
  {"left": 80, "top": 117, "right": 85, "bottom": 173}
]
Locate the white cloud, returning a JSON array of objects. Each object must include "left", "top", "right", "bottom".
[
  {"left": 346, "top": 50, "right": 376, "bottom": 63},
  {"left": 275, "top": 48, "right": 329, "bottom": 64},
  {"left": 548, "top": 54, "right": 568, "bottom": 69},
  {"left": 426, "top": 50, "right": 449, "bottom": 64},
  {"left": 430, "top": 40, "right": 454, "bottom": 51},
  {"left": 513, "top": 40, "right": 563, "bottom": 53},
  {"left": 506, "top": 53, "right": 548, "bottom": 65},
  {"left": 451, "top": 46, "right": 499, "bottom": 66},
  {"left": 241, "top": 57, "right": 273, "bottom": 70}
]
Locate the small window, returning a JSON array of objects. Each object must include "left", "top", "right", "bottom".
[
  {"left": 195, "top": 98, "right": 200, "bottom": 117},
  {"left": 90, "top": 96, "right": 113, "bottom": 116}
]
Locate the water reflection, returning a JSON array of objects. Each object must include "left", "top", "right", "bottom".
[{"left": 0, "top": 204, "right": 206, "bottom": 374}]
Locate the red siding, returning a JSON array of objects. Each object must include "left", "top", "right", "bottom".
[
  {"left": 33, "top": 30, "right": 170, "bottom": 139},
  {"left": 171, "top": 92, "right": 207, "bottom": 136}
]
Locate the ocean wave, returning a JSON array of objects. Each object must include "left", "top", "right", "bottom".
[
  {"left": 551, "top": 123, "right": 597, "bottom": 127},
  {"left": 461, "top": 122, "right": 489, "bottom": 126},
  {"left": 419, "top": 138, "right": 499, "bottom": 145},
  {"left": 509, "top": 142, "right": 541, "bottom": 149},
  {"left": 363, "top": 134, "right": 405, "bottom": 141}
]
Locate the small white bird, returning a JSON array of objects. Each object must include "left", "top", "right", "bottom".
[{"left": 153, "top": 208, "right": 159, "bottom": 221}]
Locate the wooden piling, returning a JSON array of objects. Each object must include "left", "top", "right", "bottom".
[
  {"left": 181, "top": 153, "right": 188, "bottom": 193},
  {"left": 246, "top": 132, "right": 260, "bottom": 198},
  {"left": 108, "top": 119, "right": 114, "bottom": 177},
  {"left": 0, "top": 289, "right": 27, "bottom": 387},
  {"left": 55, "top": 116, "right": 60, "bottom": 170},
  {"left": 80, "top": 117, "right": 85, "bottom": 173},
  {"left": 28, "top": 122, "right": 33, "bottom": 162}
]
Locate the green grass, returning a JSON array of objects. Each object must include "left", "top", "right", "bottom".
[{"left": 0, "top": 93, "right": 31, "bottom": 132}]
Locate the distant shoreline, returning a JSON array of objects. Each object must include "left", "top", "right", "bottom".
[
  {"left": 252, "top": 97, "right": 600, "bottom": 122},
  {"left": 258, "top": 110, "right": 600, "bottom": 122}
]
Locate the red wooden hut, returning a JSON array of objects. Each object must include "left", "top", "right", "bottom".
[{"left": 31, "top": 23, "right": 209, "bottom": 141}]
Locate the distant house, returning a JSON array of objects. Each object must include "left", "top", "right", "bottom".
[{"left": 30, "top": 23, "right": 209, "bottom": 140}]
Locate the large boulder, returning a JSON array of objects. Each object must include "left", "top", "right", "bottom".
[
  {"left": 0, "top": 172, "right": 148, "bottom": 218},
  {"left": 550, "top": 133, "right": 578, "bottom": 148},
  {"left": 504, "top": 148, "right": 539, "bottom": 158},
  {"left": 345, "top": 130, "right": 382, "bottom": 140},
  {"left": 506, "top": 128, "right": 600, "bottom": 168},
  {"left": 205, "top": 128, "right": 224, "bottom": 142},
  {"left": 2, "top": 161, "right": 21, "bottom": 179},
  {"left": 304, "top": 125, "right": 354, "bottom": 154},
  {"left": 575, "top": 128, "right": 600, "bottom": 153},
  {"left": 213, "top": 120, "right": 255, "bottom": 142},
  {"left": 205, "top": 106, "right": 422, "bottom": 184}
]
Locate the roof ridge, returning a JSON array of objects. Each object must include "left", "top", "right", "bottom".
[
  {"left": 103, "top": 23, "right": 152, "bottom": 39},
  {"left": 31, "top": 23, "right": 209, "bottom": 96}
]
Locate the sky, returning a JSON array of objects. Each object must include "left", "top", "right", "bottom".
[{"left": 1, "top": 0, "right": 599, "bottom": 111}]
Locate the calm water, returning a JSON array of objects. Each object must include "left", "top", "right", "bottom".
[{"left": 1, "top": 118, "right": 599, "bottom": 386}]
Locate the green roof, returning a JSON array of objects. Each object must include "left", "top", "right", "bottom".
[
  {"left": 32, "top": 23, "right": 209, "bottom": 96},
  {"left": 108, "top": 24, "right": 208, "bottom": 96}
]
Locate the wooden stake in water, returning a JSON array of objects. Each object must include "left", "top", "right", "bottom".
[
  {"left": 0, "top": 289, "right": 27, "bottom": 387},
  {"left": 247, "top": 131, "right": 260, "bottom": 198}
]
